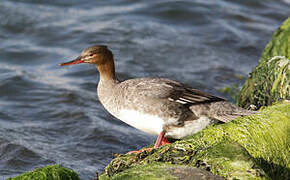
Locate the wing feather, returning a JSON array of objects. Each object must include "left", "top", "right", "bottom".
[{"left": 126, "top": 78, "right": 225, "bottom": 105}]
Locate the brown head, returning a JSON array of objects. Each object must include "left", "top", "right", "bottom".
[{"left": 60, "top": 45, "right": 116, "bottom": 80}]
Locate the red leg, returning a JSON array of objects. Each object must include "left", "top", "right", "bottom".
[{"left": 154, "top": 131, "right": 166, "bottom": 148}]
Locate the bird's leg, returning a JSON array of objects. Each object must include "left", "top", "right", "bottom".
[
  {"left": 127, "top": 131, "right": 170, "bottom": 154},
  {"left": 154, "top": 131, "right": 169, "bottom": 148}
]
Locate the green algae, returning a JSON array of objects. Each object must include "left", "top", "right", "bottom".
[
  {"left": 259, "top": 18, "right": 290, "bottom": 64},
  {"left": 224, "top": 102, "right": 290, "bottom": 179},
  {"left": 100, "top": 163, "right": 179, "bottom": 180},
  {"left": 6, "top": 165, "right": 80, "bottom": 180},
  {"left": 101, "top": 163, "right": 224, "bottom": 180},
  {"left": 237, "top": 17, "right": 290, "bottom": 109},
  {"left": 100, "top": 102, "right": 289, "bottom": 179}
]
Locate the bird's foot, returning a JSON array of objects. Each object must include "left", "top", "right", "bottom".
[
  {"left": 126, "top": 138, "right": 171, "bottom": 154},
  {"left": 127, "top": 131, "right": 171, "bottom": 154},
  {"left": 161, "top": 137, "right": 170, "bottom": 146},
  {"left": 126, "top": 147, "right": 153, "bottom": 154}
]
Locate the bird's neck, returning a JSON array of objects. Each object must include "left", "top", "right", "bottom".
[
  {"left": 96, "top": 58, "right": 117, "bottom": 85},
  {"left": 96, "top": 59, "right": 119, "bottom": 107}
]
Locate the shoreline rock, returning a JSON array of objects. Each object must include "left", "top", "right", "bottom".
[
  {"left": 237, "top": 17, "right": 290, "bottom": 109},
  {"left": 99, "top": 102, "right": 289, "bottom": 179},
  {"left": 6, "top": 165, "right": 80, "bottom": 180}
]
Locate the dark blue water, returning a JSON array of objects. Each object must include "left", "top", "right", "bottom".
[{"left": 0, "top": 0, "right": 289, "bottom": 179}]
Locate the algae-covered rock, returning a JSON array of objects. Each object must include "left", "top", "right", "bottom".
[
  {"left": 258, "top": 18, "right": 290, "bottom": 65},
  {"left": 99, "top": 102, "right": 290, "bottom": 179},
  {"left": 101, "top": 163, "right": 224, "bottom": 180},
  {"left": 237, "top": 17, "right": 290, "bottom": 109},
  {"left": 6, "top": 165, "right": 80, "bottom": 180}
]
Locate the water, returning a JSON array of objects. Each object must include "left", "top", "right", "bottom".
[{"left": 0, "top": 0, "right": 289, "bottom": 179}]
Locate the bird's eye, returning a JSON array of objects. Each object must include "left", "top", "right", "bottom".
[{"left": 89, "top": 54, "right": 94, "bottom": 57}]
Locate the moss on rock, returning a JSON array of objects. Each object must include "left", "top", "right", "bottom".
[
  {"left": 101, "top": 163, "right": 224, "bottom": 180},
  {"left": 99, "top": 102, "right": 289, "bottom": 180},
  {"left": 237, "top": 17, "right": 290, "bottom": 109},
  {"left": 6, "top": 165, "right": 80, "bottom": 180},
  {"left": 258, "top": 17, "right": 290, "bottom": 64}
]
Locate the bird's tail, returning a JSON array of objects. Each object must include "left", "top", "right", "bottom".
[
  {"left": 210, "top": 101, "right": 257, "bottom": 122},
  {"left": 190, "top": 101, "right": 257, "bottom": 123}
]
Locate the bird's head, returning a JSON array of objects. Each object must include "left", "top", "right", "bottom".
[{"left": 59, "top": 45, "right": 113, "bottom": 66}]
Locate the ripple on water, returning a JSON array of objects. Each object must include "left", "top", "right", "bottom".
[{"left": 0, "top": 137, "right": 54, "bottom": 178}]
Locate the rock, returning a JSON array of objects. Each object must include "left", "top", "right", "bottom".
[
  {"left": 100, "top": 163, "right": 224, "bottom": 180},
  {"left": 237, "top": 17, "right": 290, "bottom": 109},
  {"left": 6, "top": 165, "right": 80, "bottom": 180},
  {"left": 99, "top": 102, "right": 290, "bottom": 179}
]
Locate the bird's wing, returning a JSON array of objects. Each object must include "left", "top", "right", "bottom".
[{"left": 126, "top": 78, "right": 225, "bottom": 105}]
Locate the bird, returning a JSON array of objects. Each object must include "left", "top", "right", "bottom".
[{"left": 59, "top": 45, "right": 255, "bottom": 153}]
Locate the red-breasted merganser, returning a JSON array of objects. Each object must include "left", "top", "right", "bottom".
[{"left": 60, "top": 45, "right": 254, "bottom": 152}]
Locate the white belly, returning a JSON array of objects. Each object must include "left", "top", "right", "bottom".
[
  {"left": 117, "top": 109, "right": 214, "bottom": 139},
  {"left": 118, "top": 109, "right": 164, "bottom": 135},
  {"left": 166, "top": 116, "right": 213, "bottom": 139}
]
